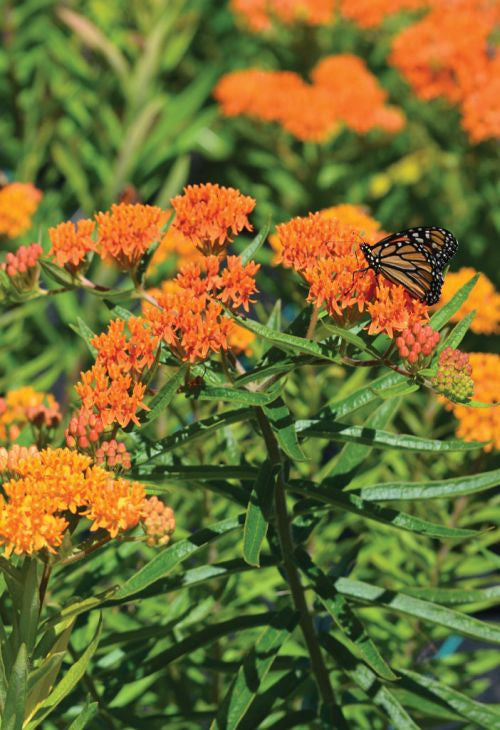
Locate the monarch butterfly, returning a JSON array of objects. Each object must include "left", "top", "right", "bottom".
[{"left": 357, "top": 226, "right": 458, "bottom": 305}]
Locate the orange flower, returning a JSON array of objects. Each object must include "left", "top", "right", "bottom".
[
  {"left": 83, "top": 468, "right": 145, "bottom": 537},
  {"left": 460, "top": 55, "right": 500, "bottom": 143},
  {"left": 0, "top": 447, "right": 150, "bottom": 556},
  {"left": 275, "top": 210, "right": 429, "bottom": 336},
  {"left": 230, "top": 0, "right": 335, "bottom": 31},
  {"left": 95, "top": 203, "right": 169, "bottom": 271},
  {"left": 1, "top": 243, "right": 43, "bottom": 292},
  {"left": 439, "top": 267, "right": 500, "bottom": 335},
  {"left": 339, "top": 0, "right": 428, "bottom": 28},
  {"left": 75, "top": 364, "right": 148, "bottom": 429},
  {"left": 311, "top": 55, "right": 405, "bottom": 134},
  {"left": 449, "top": 353, "right": 500, "bottom": 452},
  {"left": 171, "top": 184, "right": 256, "bottom": 255},
  {"left": 0, "top": 387, "right": 60, "bottom": 443},
  {"left": 49, "top": 218, "right": 95, "bottom": 271},
  {"left": 0, "top": 445, "right": 39, "bottom": 476},
  {"left": 215, "top": 256, "right": 260, "bottom": 311},
  {"left": 228, "top": 321, "right": 257, "bottom": 355},
  {"left": 0, "top": 183, "right": 42, "bottom": 238},
  {"left": 141, "top": 496, "right": 175, "bottom": 546},
  {"left": 391, "top": 3, "right": 496, "bottom": 103},
  {"left": 91, "top": 316, "right": 159, "bottom": 380},
  {"left": 215, "top": 57, "right": 405, "bottom": 142}
]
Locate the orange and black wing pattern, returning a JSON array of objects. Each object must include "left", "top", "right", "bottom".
[{"left": 360, "top": 227, "right": 458, "bottom": 305}]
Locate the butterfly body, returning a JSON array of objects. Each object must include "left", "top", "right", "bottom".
[{"left": 360, "top": 226, "right": 458, "bottom": 305}]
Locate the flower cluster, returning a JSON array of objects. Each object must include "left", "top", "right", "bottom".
[
  {"left": 0, "top": 444, "right": 39, "bottom": 476},
  {"left": 449, "top": 353, "right": 499, "bottom": 451},
  {"left": 273, "top": 207, "right": 427, "bottom": 336},
  {"left": 390, "top": 1, "right": 499, "bottom": 142},
  {"left": 396, "top": 322, "right": 440, "bottom": 365},
  {"left": 74, "top": 317, "right": 157, "bottom": 433},
  {"left": 0, "top": 388, "right": 61, "bottom": 444},
  {"left": 0, "top": 447, "right": 152, "bottom": 556},
  {"left": 432, "top": 347, "right": 474, "bottom": 403},
  {"left": 171, "top": 184, "right": 256, "bottom": 255},
  {"left": 144, "top": 255, "right": 260, "bottom": 362},
  {"left": 214, "top": 54, "right": 405, "bottom": 142},
  {"left": 230, "top": 0, "right": 335, "bottom": 31},
  {"left": 141, "top": 496, "right": 176, "bottom": 547},
  {"left": 49, "top": 218, "right": 95, "bottom": 272},
  {"left": 0, "top": 183, "right": 42, "bottom": 238},
  {"left": 339, "top": 0, "right": 427, "bottom": 28},
  {"left": 439, "top": 267, "right": 500, "bottom": 335},
  {"left": 1, "top": 243, "right": 43, "bottom": 292}
]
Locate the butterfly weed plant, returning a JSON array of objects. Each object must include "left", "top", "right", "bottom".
[{"left": 0, "top": 182, "right": 498, "bottom": 729}]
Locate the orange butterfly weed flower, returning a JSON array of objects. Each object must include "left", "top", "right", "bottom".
[
  {"left": 450, "top": 353, "right": 500, "bottom": 452},
  {"left": 1, "top": 243, "right": 43, "bottom": 293},
  {"left": 231, "top": 0, "right": 335, "bottom": 31},
  {"left": 75, "top": 363, "right": 148, "bottom": 429},
  {"left": 215, "top": 57, "right": 404, "bottom": 142},
  {"left": 0, "top": 387, "right": 60, "bottom": 443},
  {"left": 274, "top": 210, "right": 428, "bottom": 335},
  {"left": 95, "top": 203, "right": 168, "bottom": 272},
  {"left": 460, "top": 54, "right": 500, "bottom": 143},
  {"left": 0, "top": 447, "right": 149, "bottom": 555},
  {"left": 339, "top": 0, "right": 428, "bottom": 28},
  {"left": 91, "top": 316, "right": 160, "bottom": 380},
  {"left": 49, "top": 218, "right": 95, "bottom": 271},
  {"left": 311, "top": 55, "right": 406, "bottom": 134},
  {"left": 0, "top": 445, "right": 39, "bottom": 476},
  {"left": 144, "top": 255, "right": 259, "bottom": 362},
  {"left": 439, "top": 267, "right": 500, "bottom": 335},
  {"left": 0, "top": 183, "right": 42, "bottom": 238},
  {"left": 228, "top": 321, "right": 257, "bottom": 355},
  {"left": 171, "top": 184, "right": 256, "bottom": 255}
]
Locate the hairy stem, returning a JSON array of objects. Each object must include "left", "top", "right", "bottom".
[{"left": 254, "top": 406, "right": 337, "bottom": 709}]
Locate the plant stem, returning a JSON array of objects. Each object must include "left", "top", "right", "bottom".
[{"left": 254, "top": 406, "right": 337, "bottom": 709}]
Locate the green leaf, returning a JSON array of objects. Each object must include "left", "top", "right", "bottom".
[
  {"left": 438, "top": 310, "right": 476, "bottom": 352},
  {"left": 143, "top": 365, "right": 187, "bottom": 426},
  {"left": 66, "top": 699, "right": 98, "bottom": 730},
  {"left": 112, "top": 515, "right": 244, "bottom": 600},
  {"left": 146, "top": 408, "right": 255, "bottom": 453},
  {"left": 400, "top": 669, "right": 500, "bottom": 729},
  {"left": 430, "top": 273, "right": 479, "bottom": 330},
  {"left": 26, "top": 615, "right": 102, "bottom": 729},
  {"left": 295, "top": 419, "right": 486, "bottom": 451},
  {"left": 318, "top": 371, "right": 405, "bottom": 421},
  {"left": 243, "top": 461, "right": 276, "bottom": 567},
  {"left": 320, "top": 321, "right": 371, "bottom": 351},
  {"left": 197, "top": 384, "right": 282, "bottom": 407},
  {"left": 212, "top": 609, "right": 298, "bottom": 730},
  {"left": 70, "top": 317, "right": 97, "bottom": 356},
  {"left": 240, "top": 222, "right": 270, "bottom": 265},
  {"left": 359, "top": 467, "right": 500, "bottom": 501},
  {"left": 319, "top": 635, "right": 420, "bottom": 730},
  {"left": 289, "top": 482, "right": 478, "bottom": 539},
  {"left": 262, "top": 398, "right": 306, "bottom": 461},
  {"left": 39, "top": 259, "right": 76, "bottom": 289},
  {"left": 2, "top": 644, "right": 28, "bottom": 730},
  {"left": 370, "top": 382, "right": 419, "bottom": 399},
  {"left": 402, "top": 585, "right": 500, "bottom": 606},
  {"left": 231, "top": 315, "right": 338, "bottom": 361},
  {"left": 334, "top": 577, "right": 500, "bottom": 643},
  {"left": 295, "top": 550, "right": 397, "bottom": 681},
  {"left": 19, "top": 559, "right": 40, "bottom": 654}
]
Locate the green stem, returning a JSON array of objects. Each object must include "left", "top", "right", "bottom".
[{"left": 254, "top": 407, "right": 337, "bottom": 710}]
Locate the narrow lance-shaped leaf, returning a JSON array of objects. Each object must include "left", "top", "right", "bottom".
[
  {"left": 240, "top": 221, "right": 270, "bottom": 265},
  {"left": 261, "top": 398, "right": 306, "bottom": 461},
  {"left": 430, "top": 273, "right": 479, "bottom": 330},
  {"left": 358, "top": 467, "right": 500, "bottom": 501},
  {"left": 142, "top": 364, "right": 188, "bottom": 426},
  {"left": 243, "top": 460, "right": 277, "bottom": 567}
]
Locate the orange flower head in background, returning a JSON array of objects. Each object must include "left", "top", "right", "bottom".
[
  {"left": 274, "top": 207, "right": 428, "bottom": 335},
  {"left": 215, "top": 56, "right": 405, "bottom": 142},
  {"left": 149, "top": 217, "right": 204, "bottom": 275},
  {"left": 95, "top": 203, "right": 168, "bottom": 272},
  {"left": 0, "top": 447, "right": 150, "bottom": 556},
  {"left": 0, "top": 183, "right": 42, "bottom": 238},
  {"left": 49, "top": 218, "right": 95, "bottom": 272},
  {"left": 439, "top": 267, "right": 500, "bottom": 335},
  {"left": 230, "top": 0, "right": 335, "bottom": 31},
  {"left": 338, "top": 0, "right": 428, "bottom": 28},
  {"left": 0, "top": 387, "right": 61, "bottom": 444},
  {"left": 460, "top": 54, "right": 500, "bottom": 143},
  {"left": 448, "top": 353, "right": 500, "bottom": 452},
  {"left": 171, "top": 184, "right": 256, "bottom": 255}
]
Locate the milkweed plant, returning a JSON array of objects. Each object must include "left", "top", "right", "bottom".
[{"left": 0, "top": 180, "right": 499, "bottom": 729}]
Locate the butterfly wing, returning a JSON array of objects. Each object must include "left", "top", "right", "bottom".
[{"left": 360, "top": 227, "right": 458, "bottom": 305}]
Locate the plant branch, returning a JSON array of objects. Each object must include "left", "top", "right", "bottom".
[{"left": 254, "top": 406, "right": 337, "bottom": 710}]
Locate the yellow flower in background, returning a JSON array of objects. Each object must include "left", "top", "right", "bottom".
[
  {"left": 450, "top": 353, "right": 500, "bottom": 452},
  {"left": 440, "top": 267, "right": 500, "bottom": 334},
  {"left": 0, "top": 183, "right": 42, "bottom": 238}
]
